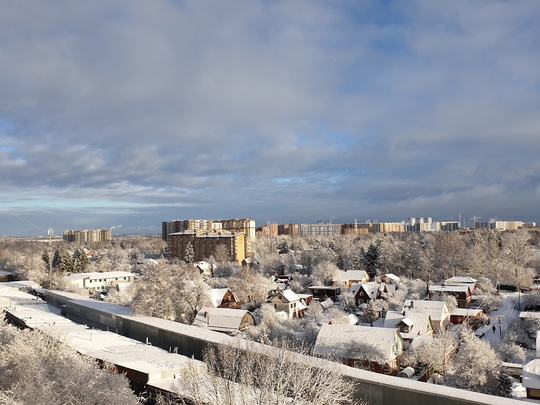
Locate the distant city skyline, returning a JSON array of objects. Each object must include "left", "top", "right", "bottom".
[{"left": 1, "top": 1, "right": 539, "bottom": 237}]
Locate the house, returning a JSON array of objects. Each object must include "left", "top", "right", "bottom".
[
  {"left": 192, "top": 307, "right": 255, "bottom": 334},
  {"left": 383, "top": 310, "right": 434, "bottom": 342},
  {"left": 194, "top": 261, "right": 215, "bottom": 276},
  {"left": 313, "top": 323, "right": 405, "bottom": 375},
  {"left": 404, "top": 300, "right": 450, "bottom": 332},
  {"left": 350, "top": 282, "right": 381, "bottom": 305},
  {"left": 64, "top": 271, "right": 136, "bottom": 293},
  {"left": 308, "top": 286, "right": 341, "bottom": 302},
  {"left": 523, "top": 359, "right": 540, "bottom": 399},
  {"left": 380, "top": 273, "right": 400, "bottom": 284},
  {"left": 333, "top": 270, "right": 369, "bottom": 288},
  {"left": 450, "top": 308, "right": 485, "bottom": 325},
  {"left": 444, "top": 276, "right": 477, "bottom": 294},
  {"left": 209, "top": 288, "right": 240, "bottom": 309},
  {"left": 270, "top": 289, "right": 307, "bottom": 319},
  {"left": 428, "top": 284, "right": 473, "bottom": 308}
]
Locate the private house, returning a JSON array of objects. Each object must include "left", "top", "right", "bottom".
[
  {"left": 270, "top": 289, "right": 307, "bottom": 319},
  {"left": 195, "top": 261, "right": 215, "bottom": 276},
  {"left": 210, "top": 288, "right": 240, "bottom": 309},
  {"left": 193, "top": 307, "right": 255, "bottom": 334},
  {"left": 444, "top": 276, "right": 478, "bottom": 294},
  {"left": 296, "top": 293, "right": 313, "bottom": 307},
  {"left": 313, "top": 323, "right": 405, "bottom": 375},
  {"left": 523, "top": 359, "right": 540, "bottom": 399},
  {"left": 450, "top": 308, "right": 485, "bottom": 325},
  {"left": 380, "top": 274, "right": 401, "bottom": 284},
  {"left": 308, "top": 286, "right": 341, "bottom": 302},
  {"left": 333, "top": 270, "right": 370, "bottom": 288},
  {"left": 350, "top": 282, "right": 381, "bottom": 305},
  {"left": 64, "top": 271, "right": 136, "bottom": 294},
  {"left": 428, "top": 284, "right": 473, "bottom": 308},
  {"left": 383, "top": 310, "right": 434, "bottom": 343},
  {"left": 404, "top": 300, "right": 450, "bottom": 332}
]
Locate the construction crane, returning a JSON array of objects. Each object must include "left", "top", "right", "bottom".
[{"left": 469, "top": 215, "right": 482, "bottom": 229}]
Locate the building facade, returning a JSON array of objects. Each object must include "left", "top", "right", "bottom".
[
  {"left": 63, "top": 229, "right": 112, "bottom": 243},
  {"left": 170, "top": 231, "right": 247, "bottom": 264}
]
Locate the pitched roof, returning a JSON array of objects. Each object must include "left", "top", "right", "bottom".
[
  {"left": 404, "top": 300, "right": 449, "bottom": 322},
  {"left": 313, "top": 323, "right": 403, "bottom": 362},
  {"left": 210, "top": 288, "right": 237, "bottom": 307},
  {"left": 333, "top": 270, "right": 369, "bottom": 283},
  {"left": 193, "top": 307, "right": 252, "bottom": 333},
  {"left": 444, "top": 276, "right": 477, "bottom": 285}
]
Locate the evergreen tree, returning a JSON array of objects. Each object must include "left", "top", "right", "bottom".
[
  {"left": 59, "top": 248, "right": 74, "bottom": 273},
  {"left": 363, "top": 241, "right": 381, "bottom": 280},
  {"left": 184, "top": 242, "right": 195, "bottom": 264},
  {"left": 72, "top": 248, "right": 89, "bottom": 273}
]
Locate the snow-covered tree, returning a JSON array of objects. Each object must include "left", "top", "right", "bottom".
[
  {"left": 174, "top": 340, "right": 362, "bottom": 405},
  {"left": 0, "top": 321, "right": 139, "bottom": 404},
  {"left": 449, "top": 329, "right": 512, "bottom": 397}
]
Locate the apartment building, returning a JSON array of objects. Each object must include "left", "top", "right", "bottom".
[
  {"left": 256, "top": 223, "right": 279, "bottom": 237},
  {"left": 299, "top": 222, "right": 342, "bottom": 237},
  {"left": 169, "top": 230, "right": 247, "bottom": 263},
  {"left": 278, "top": 223, "right": 299, "bottom": 235},
  {"left": 161, "top": 219, "right": 216, "bottom": 241},
  {"left": 63, "top": 229, "right": 112, "bottom": 243}
]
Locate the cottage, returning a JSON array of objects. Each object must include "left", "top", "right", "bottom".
[
  {"left": 404, "top": 300, "right": 450, "bottom": 332},
  {"left": 350, "top": 282, "right": 381, "bottom": 305},
  {"left": 383, "top": 310, "right": 434, "bottom": 342},
  {"left": 313, "top": 323, "right": 405, "bottom": 375},
  {"left": 209, "top": 288, "right": 240, "bottom": 309},
  {"left": 308, "top": 286, "right": 341, "bottom": 302},
  {"left": 193, "top": 307, "right": 255, "bottom": 334},
  {"left": 333, "top": 270, "right": 370, "bottom": 288},
  {"left": 270, "top": 289, "right": 307, "bottom": 319},
  {"left": 450, "top": 308, "right": 485, "bottom": 325},
  {"left": 428, "top": 284, "right": 473, "bottom": 308}
]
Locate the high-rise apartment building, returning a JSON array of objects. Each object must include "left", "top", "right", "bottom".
[
  {"left": 63, "top": 229, "right": 112, "bottom": 243},
  {"left": 169, "top": 230, "right": 246, "bottom": 264}
]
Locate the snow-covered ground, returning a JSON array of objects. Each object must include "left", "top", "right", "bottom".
[{"left": 475, "top": 292, "right": 536, "bottom": 401}]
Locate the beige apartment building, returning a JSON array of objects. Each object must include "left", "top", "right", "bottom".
[{"left": 63, "top": 229, "right": 112, "bottom": 243}]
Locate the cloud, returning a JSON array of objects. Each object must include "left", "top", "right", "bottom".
[{"left": 1, "top": 0, "right": 540, "bottom": 236}]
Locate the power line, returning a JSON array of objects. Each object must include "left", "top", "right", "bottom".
[{"left": 4, "top": 210, "right": 48, "bottom": 233}]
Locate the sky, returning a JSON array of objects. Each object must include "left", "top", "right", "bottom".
[{"left": 1, "top": 0, "right": 540, "bottom": 237}]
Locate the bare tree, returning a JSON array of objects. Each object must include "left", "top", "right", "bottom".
[
  {"left": 174, "top": 340, "right": 363, "bottom": 405},
  {"left": 0, "top": 321, "right": 139, "bottom": 405}
]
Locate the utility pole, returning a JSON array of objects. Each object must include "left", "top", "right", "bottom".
[{"left": 48, "top": 228, "right": 53, "bottom": 287}]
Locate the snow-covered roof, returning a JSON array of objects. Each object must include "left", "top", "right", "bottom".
[
  {"left": 279, "top": 289, "right": 301, "bottom": 303},
  {"left": 193, "top": 307, "right": 252, "bottom": 333},
  {"left": 313, "top": 324, "right": 402, "bottom": 362},
  {"left": 64, "top": 271, "right": 135, "bottom": 282},
  {"left": 404, "top": 300, "right": 449, "bottom": 321},
  {"left": 523, "top": 359, "right": 540, "bottom": 390},
  {"left": 361, "top": 282, "right": 380, "bottom": 298},
  {"left": 0, "top": 280, "right": 40, "bottom": 292},
  {"left": 333, "top": 270, "right": 369, "bottom": 283},
  {"left": 383, "top": 310, "right": 432, "bottom": 340},
  {"left": 451, "top": 308, "right": 484, "bottom": 317},
  {"left": 444, "top": 276, "right": 477, "bottom": 285},
  {"left": 429, "top": 284, "right": 471, "bottom": 294},
  {"left": 210, "top": 288, "right": 237, "bottom": 307},
  {"left": 383, "top": 274, "right": 401, "bottom": 282}
]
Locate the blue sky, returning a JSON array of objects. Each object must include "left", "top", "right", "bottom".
[{"left": 1, "top": 0, "right": 540, "bottom": 236}]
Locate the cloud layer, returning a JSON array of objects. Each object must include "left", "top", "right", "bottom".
[{"left": 1, "top": 0, "right": 540, "bottom": 236}]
